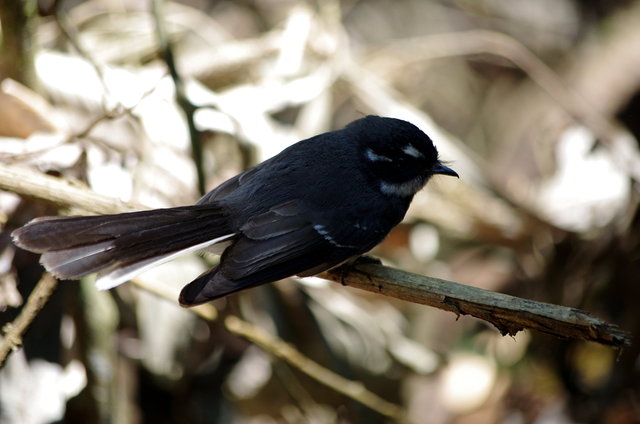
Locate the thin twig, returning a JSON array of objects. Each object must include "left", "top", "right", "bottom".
[
  {"left": 135, "top": 285, "right": 409, "bottom": 420},
  {"left": 0, "top": 107, "right": 129, "bottom": 163},
  {"left": 151, "top": 0, "right": 206, "bottom": 195},
  {"left": 127, "top": 279, "right": 406, "bottom": 421},
  {"left": 224, "top": 316, "right": 408, "bottom": 422},
  {"left": 133, "top": 289, "right": 408, "bottom": 422},
  {"left": 0, "top": 274, "right": 58, "bottom": 368},
  {"left": 55, "top": 12, "right": 111, "bottom": 103},
  {"left": 131, "top": 276, "right": 218, "bottom": 321}
]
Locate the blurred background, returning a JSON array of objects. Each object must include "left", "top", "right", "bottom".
[{"left": 0, "top": 0, "right": 639, "bottom": 423}]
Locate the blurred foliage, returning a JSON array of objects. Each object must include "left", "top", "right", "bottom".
[{"left": 1, "top": 0, "right": 639, "bottom": 423}]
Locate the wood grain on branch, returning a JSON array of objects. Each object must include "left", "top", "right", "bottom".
[{"left": 321, "top": 263, "right": 630, "bottom": 347}]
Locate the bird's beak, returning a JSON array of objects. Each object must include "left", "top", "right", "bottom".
[{"left": 432, "top": 162, "right": 459, "bottom": 178}]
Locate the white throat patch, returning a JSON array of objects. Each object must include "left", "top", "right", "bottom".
[{"left": 380, "top": 176, "right": 427, "bottom": 197}]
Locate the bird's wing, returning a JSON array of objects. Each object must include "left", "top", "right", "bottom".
[
  {"left": 196, "top": 164, "right": 263, "bottom": 204},
  {"left": 179, "top": 200, "right": 363, "bottom": 306}
]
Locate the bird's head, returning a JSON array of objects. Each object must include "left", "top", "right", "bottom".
[{"left": 348, "top": 116, "right": 458, "bottom": 197}]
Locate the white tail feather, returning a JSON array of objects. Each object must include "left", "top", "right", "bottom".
[
  {"left": 41, "top": 241, "right": 115, "bottom": 272},
  {"left": 95, "top": 233, "right": 235, "bottom": 290}
]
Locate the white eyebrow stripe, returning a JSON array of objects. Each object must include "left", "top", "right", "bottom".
[
  {"left": 366, "top": 148, "right": 393, "bottom": 162},
  {"left": 402, "top": 144, "right": 423, "bottom": 158}
]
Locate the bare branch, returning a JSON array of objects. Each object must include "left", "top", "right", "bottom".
[
  {"left": 0, "top": 163, "right": 144, "bottom": 214},
  {"left": 0, "top": 274, "right": 58, "bottom": 368},
  {"left": 224, "top": 316, "right": 408, "bottom": 423},
  {"left": 321, "top": 263, "right": 630, "bottom": 347},
  {"left": 55, "top": 12, "right": 111, "bottom": 103},
  {"left": 151, "top": 0, "right": 206, "bottom": 196}
]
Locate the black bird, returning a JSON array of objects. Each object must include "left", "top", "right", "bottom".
[{"left": 12, "top": 116, "right": 458, "bottom": 306}]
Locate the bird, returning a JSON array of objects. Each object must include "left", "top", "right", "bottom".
[{"left": 12, "top": 116, "right": 458, "bottom": 307}]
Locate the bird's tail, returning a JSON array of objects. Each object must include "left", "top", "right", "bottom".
[{"left": 11, "top": 205, "right": 235, "bottom": 290}]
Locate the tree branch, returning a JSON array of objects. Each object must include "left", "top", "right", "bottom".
[
  {"left": 130, "top": 278, "right": 409, "bottom": 420},
  {"left": 321, "top": 263, "right": 630, "bottom": 347},
  {"left": 0, "top": 274, "right": 58, "bottom": 368},
  {"left": 223, "top": 315, "right": 408, "bottom": 422},
  {"left": 0, "top": 163, "right": 145, "bottom": 214}
]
